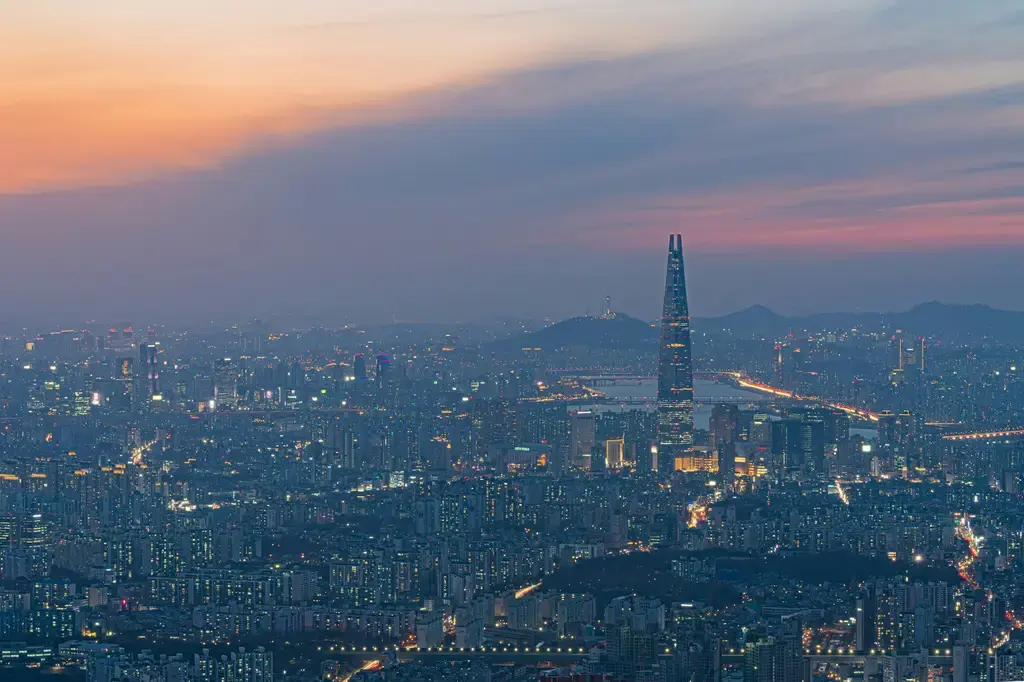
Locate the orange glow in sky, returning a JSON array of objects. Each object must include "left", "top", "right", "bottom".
[
  {"left": 2, "top": 0, "right": 1023, "bottom": 297},
  {"left": 9, "top": 1, "right": 1015, "bottom": 196},
  {"left": 2, "top": 1, "right": 724, "bottom": 193}
]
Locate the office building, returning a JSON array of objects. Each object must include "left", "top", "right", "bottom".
[
  {"left": 213, "top": 358, "right": 238, "bottom": 410},
  {"left": 570, "top": 410, "right": 596, "bottom": 470}
]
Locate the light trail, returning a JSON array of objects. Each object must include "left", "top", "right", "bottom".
[
  {"left": 953, "top": 515, "right": 1022, "bottom": 649},
  {"left": 954, "top": 515, "right": 980, "bottom": 588},
  {"left": 515, "top": 581, "right": 542, "bottom": 600},
  {"left": 130, "top": 439, "right": 157, "bottom": 466},
  {"left": 834, "top": 480, "right": 850, "bottom": 506},
  {"left": 339, "top": 659, "right": 381, "bottom": 682},
  {"left": 734, "top": 377, "right": 879, "bottom": 422}
]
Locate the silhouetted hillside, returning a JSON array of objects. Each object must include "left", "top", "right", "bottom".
[
  {"left": 696, "top": 302, "right": 1024, "bottom": 342},
  {"left": 486, "top": 313, "right": 658, "bottom": 353},
  {"left": 486, "top": 302, "right": 1024, "bottom": 355}
]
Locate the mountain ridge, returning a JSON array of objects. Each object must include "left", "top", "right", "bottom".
[
  {"left": 486, "top": 302, "right": 1024, "bottom": 352},
  {"left": 697, "top": 301, "right": 1024, "bottom": 341}
]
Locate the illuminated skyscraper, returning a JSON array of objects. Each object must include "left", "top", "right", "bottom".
[
  {"left": 139, "top": 342, "right": 160, "bottom": 402},
  {"left": 213, "top": 358, "right": 238, "bottom": 410},
  {"left": 605, "top": 437, "right": 625, "bottom": 470},
  {"left": 115, "top": 356, "right": 135, "bottom": 411},
  {"left": 570, "top": 410, "right": 596, "bottom": 470},
  {"left": 656, "top": 234, "right": 694, "bottom": 472}
]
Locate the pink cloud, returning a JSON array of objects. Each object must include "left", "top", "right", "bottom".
[{"left": 564, "top": 170, "right": 1024, "bottom": 253}]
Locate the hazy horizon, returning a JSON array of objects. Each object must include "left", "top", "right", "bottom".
[
  {"left": 2, "top": 296, "right": 1021, "bottom": 334},
  {"left": 2, "top": 1, "right": 1023, "bottom": 322}
]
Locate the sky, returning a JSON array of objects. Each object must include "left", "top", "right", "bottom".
[{"left": 1, "top": 0, "right": 1023, "bottom": 325}]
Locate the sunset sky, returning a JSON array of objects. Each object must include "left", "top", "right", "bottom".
[{"left": 2, "top": 0, "right": 1023, "bottom": 324}]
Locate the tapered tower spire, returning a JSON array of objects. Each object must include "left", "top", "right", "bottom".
[{"left": 657, "top": 233, "right": 694, "bottom": 473}]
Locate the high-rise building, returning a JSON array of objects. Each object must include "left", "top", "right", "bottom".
[
  {"left": 139, "top": 343, "right": 160, "bottom": 403},
  {"left": 116, "top": 356, "right": 135, "bottom": 411},
  {"left": 351, "top": 353, "right": 368, "bottom": 405},
  {"left": 743, "top": 635, "right": 802, "bottom": 682},
  {"left": 605, "top": 437, "right": 625, "bottom": 470},
  {"left": 194, "top": 646, "right": 273, "bottom": 682},
  {"left": 375, "top": 354, "right": 390, "bottom": 391},
  {"left": 709, "top": 404, "right": 740, "bottom": 451},
  {"left": 750, "top": 413, "right": 773, "bottom": 445},
  {"left": 570, "top": 410, "right": 596, "bottom": 470},
  {"left": 20, "top": 513, "right": 51, "bottom": 578},
  {"left": 353, "top": 353, "right": 367, "bottom": 382},
  {"left": 772, "top": 343, "right": 786, "bottom": 385},
  {"left": 856, "top": 592, "right": 876, "bottom": 652},
  {"left": 657, "top": 233, "right": 694, "bottom": 473},
  {"left": 213, "top": 358, "right": 238, "bottom": 410},
  {"left": 772, "top": 416, "right": 824, "bottom": 475},
  {"left": 329, "top": 420, "right": 359, "bottom": 470},
  {"left": 878, "top": 410, "right": 917, "bottom": 477}
]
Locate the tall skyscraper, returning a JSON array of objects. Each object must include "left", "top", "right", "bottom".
[
  {"left": 656, "top": 234, "right": 694, "bottom": 473},
  {"left": 116, "top": 356, "right": 135, "bottom": 411},
  {"left": 376, "top": 354, "right": 391, "bottom": 391},
  {"left": 139, "top": 342, "right": 160, "bottom": 403},
  {"left": 570, "top": 410, "right": 597, "bottom": 470}
]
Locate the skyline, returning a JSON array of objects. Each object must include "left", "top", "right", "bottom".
[{"left": 2, "top": 1, "right": 1023, "bottom": 321}]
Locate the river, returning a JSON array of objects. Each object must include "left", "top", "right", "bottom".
[
  {"left": 581, "top": 377, "right": 877, "bottom": 438},
  {"left": 580, "top": 378, "right": 767, "bottom": 430}
]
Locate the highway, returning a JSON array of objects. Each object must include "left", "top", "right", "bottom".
[
  {"left": 319, "top": 644, "right": 590, "bottom": 670},
  {"left": 942, "top": 428, "right": 1024, "bottom": 441},
  {"left": 328, "top": 643, "right": 956, "bottom": 669},
  {"left": 954, "top": 515, "right": 1023, "bottom": 650},
  {"left": 729, "top": 374, "right": 879, "bottom": 422}
]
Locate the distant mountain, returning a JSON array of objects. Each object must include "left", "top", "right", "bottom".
[
  {"left": 699, "top": 304, "right": 784, "bottom": 330},
  {"left": 484, "top": 302, "right": 1024, "bottom": 356},
  {"left": 696, "top": 302, "right": 1024, "bottom": 343},
  {"left": 486, "top": 313, "right": 657, "bottom": 353}
]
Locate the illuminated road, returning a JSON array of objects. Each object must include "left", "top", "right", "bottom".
[
  {"left": 188, "top": 408, "right": 361, "bottom": 418},
  {"left": 954, "top": 515, "right": 1022, "bottom": 649},
  {"left": 954, "top": 514, "right": 980, "bottom": 589},
  {"left": 731, "top": 375, "right": 879, "bottom": 422},
  {"left": 398, "top": 648, "right": 586, "bottom": 663},
  {"left": 333, "top": 643, "right": 958, "bottom": 668},
  {"left": 339, "top": 659, "right": 381, "bottom": 682},
  {"left": 331, "top": 645, "right": 589, "bottom": 657},
  {"left": 719, "top": 649, "right": 953, "bottom": 663},
  {"left": 942, "top": 429, "right": 1024, "bottom": 441},
  {"left": 130, "top": 439, "right": 157, "bottom": 466},
  {"left": 833, "top": 479, "right": 851, "bottom": 506},
  {"left": 514, "top": 582, "right": 542, "bottom": 600},
  {"left": 323, "top": 644, "right": 588, "bottom": 668},
  {"left": 587, "top": 396, "right": 773, "bottom": 406}
]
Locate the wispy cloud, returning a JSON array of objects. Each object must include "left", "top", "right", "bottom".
[
  {"left": 0, "top": 1, "right": 1022, "bottom": 320},
  {"left": 6, "top": 0, "right": 1018, "bottom": 194}
]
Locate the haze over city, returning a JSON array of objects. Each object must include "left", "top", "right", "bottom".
[
  {"left": 4, "top": 5, "right": 1024, "bottom": 682},
  {"left": 2, "top": 1, "right": 1023, "bottom": 323}
]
